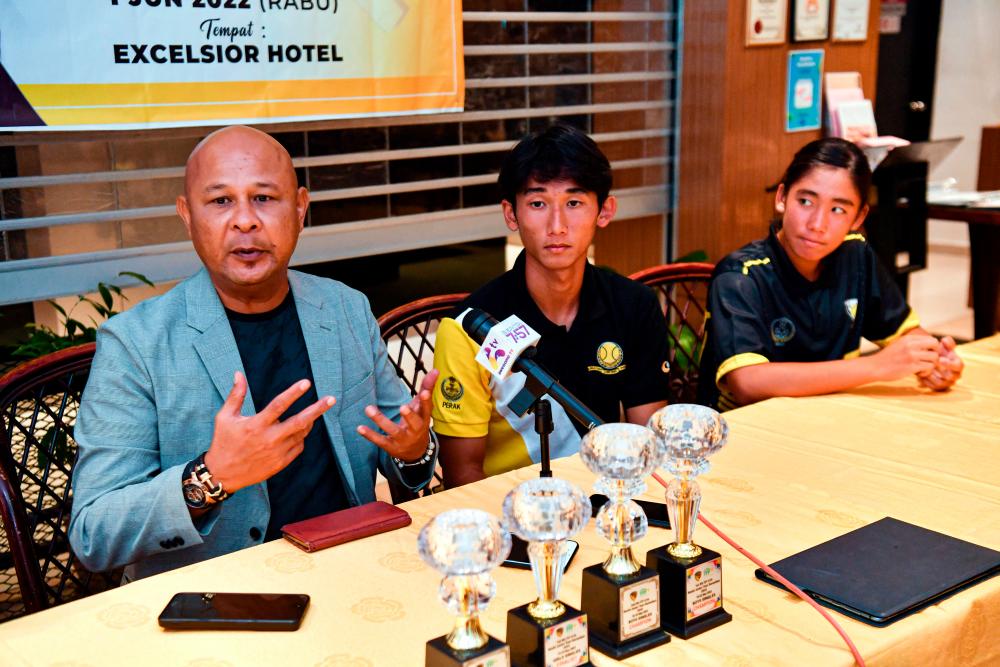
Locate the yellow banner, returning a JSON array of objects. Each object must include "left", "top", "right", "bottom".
[{"left": 0, "top": 1, "right": 464, "bottom": 130}]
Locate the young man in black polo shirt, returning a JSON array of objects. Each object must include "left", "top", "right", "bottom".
[{"left": 431, "top": 125, "right": 671, "bottom": 487}]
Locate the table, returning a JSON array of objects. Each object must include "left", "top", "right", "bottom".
[
  {"left": 1, "top": 338, "right": 998, "bottom": 666},
  {"left": 927, "top": 203, "right": 1000, "bottom": 339}
]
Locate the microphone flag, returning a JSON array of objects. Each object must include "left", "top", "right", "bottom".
[
  {"left": 457, "top": 308, "right": 542, "bottom": 380},
  {"left": 469, "top": 313, "right": 541, "bottom": 380}
]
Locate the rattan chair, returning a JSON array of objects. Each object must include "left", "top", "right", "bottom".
[
  {"left": 629, "top": 262, "right": 715, "bottom": 405},
  {"left": 0, "top": 343, "right": 121, "bottom": 620},
  {"left": 377, "top": 294, "right": 468, "bottom": 502}
]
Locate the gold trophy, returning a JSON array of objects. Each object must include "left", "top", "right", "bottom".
[
  {"left": 645, "top": 404, "right": 733, "bottom": 638},
  {"left": 419, "top": 509, "right": 512, "bottom": 666},
  {"left": 579, "top": 423, "right": 671, "bottom": 658},
  {"left": 503, "top": 478, "right": 592, "bottom": 667}
]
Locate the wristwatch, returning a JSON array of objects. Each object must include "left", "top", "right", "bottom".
[{"left": 182, "top": 452, "right": 229, "bottom": 509}]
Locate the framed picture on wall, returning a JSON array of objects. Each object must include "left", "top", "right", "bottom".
[
  {"left": 791, "top": 0, "right": 831, "bottom": 42},
  {"left": 746, "top": 0, "right": 788, "bottom": 46},
  {"left": 832, "top": 0, "right": 870, "bottom": 41}
]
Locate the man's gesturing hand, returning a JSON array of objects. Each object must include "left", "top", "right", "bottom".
[
  {"left": 204, "top": 371, "right": 336, "bottom": 494},
  {"left": 357, "top": 369, "right": 439, "bottom": 462}
]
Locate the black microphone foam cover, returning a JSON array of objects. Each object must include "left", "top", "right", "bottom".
[{"left": 461, "top": 308, "right": 498, "bottom": 344}]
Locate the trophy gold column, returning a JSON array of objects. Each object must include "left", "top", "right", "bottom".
[
  {"left": 578, "top": 423, "right": 671, "bottom": 658},
  {"left": 502, "top": 478, "right": 592, "bottom": 667},
  {"left": 419, "top": 509, "right": 512, "bottom": 666},
  {"left": 645, "top": 404, "right": 733, "bottom": 638}
]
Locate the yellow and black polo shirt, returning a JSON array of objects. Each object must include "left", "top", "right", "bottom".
[
  {"left": 697, "top": 226, "right": 918, "bottom": 411},
  {"left": 432, "top": 251, "right": 670, "bottom": 478}
]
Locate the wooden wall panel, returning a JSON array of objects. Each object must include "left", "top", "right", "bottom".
[
  {"left": 594, "top": 215, "right": 665, "bottom": 275},
  {"left": 674, "top": 0, "right": 729, "bottom": 260},
  {"left": 678, "top": 0, "right": 881, "bottom": 262}
]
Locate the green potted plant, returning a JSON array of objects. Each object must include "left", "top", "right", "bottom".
[
  {"left": 8, "top": 271, "right": 154, "bottom": 360},
  {"left": 3, "top": 272, "right": 154, "bottom": 469}
]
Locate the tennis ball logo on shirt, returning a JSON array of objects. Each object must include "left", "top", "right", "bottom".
[
  {"left": 588, "top": 341, "right": 627, "bottom": 375},
  {"left": 597, "top": 341, "right": 624, "bottom": 370}
]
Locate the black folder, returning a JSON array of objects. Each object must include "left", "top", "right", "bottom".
[{"left": 755, "top": 517, "right": 1000, "bottom": 626}]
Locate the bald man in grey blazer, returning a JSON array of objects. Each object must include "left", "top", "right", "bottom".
[{"left": 69, "top": 126, "right": 437, "bottom": 581}]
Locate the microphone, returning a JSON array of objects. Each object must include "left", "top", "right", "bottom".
[
  {"left": 459, "top": 307, "right": 604, "bottom": 431},
  {"left": 461, "top": 307, "right": 502, "bottom": 345}
]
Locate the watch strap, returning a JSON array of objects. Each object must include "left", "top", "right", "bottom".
[
  {"left": 193, "top": 452, "right": 229, "bottom": 501},
  {"left": 184, "top": 452, "right": 229, "bottom": 508}
]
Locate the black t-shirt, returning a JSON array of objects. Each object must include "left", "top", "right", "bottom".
[
  {"left": 226, "top": 291, "right": 349, "bottom": 541},
  {"left": 697, "top": 227, "right": 915, "bottom": 411}
]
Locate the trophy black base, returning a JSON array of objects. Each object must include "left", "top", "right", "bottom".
[
  {"left": 426, "top": 634, "right": 510, "bottom": 667},
  {"left": 646, "top": 546, "right": 733, "bottom": 639},
  {"left": 506, "top": 603, "right": 592, "bottom": 667},
  {"left": 580, "top": 564, "right": 670, "bottom": 659}
]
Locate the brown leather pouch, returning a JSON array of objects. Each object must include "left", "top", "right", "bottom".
[{"left": 281, "top": 501, "right": 412, "bottom": 553}]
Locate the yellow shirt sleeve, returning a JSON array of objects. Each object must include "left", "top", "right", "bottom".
[
  {"left": 431, "top": 317, "right": 494, "bottom": 438},
  {"left": 871, "top": 308, "right": 921, "bottom": 347}
]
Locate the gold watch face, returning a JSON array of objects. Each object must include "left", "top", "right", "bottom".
[{"left": 184, "top": 482, "right": 207, "bottom": 508}]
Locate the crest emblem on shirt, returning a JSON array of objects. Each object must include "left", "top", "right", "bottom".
[
  {"left": 588, "top": 341, "right": 626, "bottom": 375},
  {"left": 441, "top": 376, "right": 464, "bottom": 402},
  {"left": 770, "top": 317, "right": 796, "bottom": 346},
  {"left": 844, "top": 298, "right": 858, "bottom": 322}
]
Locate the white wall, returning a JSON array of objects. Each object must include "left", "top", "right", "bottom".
[{"left": 928, "top": 0, "right": 1000, "bottom": 248}]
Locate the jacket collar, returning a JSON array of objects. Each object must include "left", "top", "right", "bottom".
[
  {"left": 183, "top": 268, "right": 227, "bottom": 333},
  {"left": 183, "top": 268, "right": 328, "bottom": 332},
  {"left": 288, "top": 270, "right": 326, "bottom": 320}
]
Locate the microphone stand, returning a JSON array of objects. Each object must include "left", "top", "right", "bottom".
[
  {"left": 534, "top": 399, "right": 553, "bottom": 478},
  {"left": 508, "top": 372, "right": 603, "bottom": 432},
  {"left": 508, "top": 372, "right": 603, "bottom": 479}
]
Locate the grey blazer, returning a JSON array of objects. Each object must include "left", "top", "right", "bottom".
[{"left": 68, "top": 269, "right": 432, "bottom": 581}]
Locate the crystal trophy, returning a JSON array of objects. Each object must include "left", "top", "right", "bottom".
[
  {"left": 645, "top": 404, "right": 733, "bottom": 638},
  {"left": 578, "top": 423, "right": 671, "bottom": 658},
  {"left": 419, "top": 509, "right": 512, "bottom": 667},
  {"left": 502, "top": 478, "right": 592, "bottom": 667}
]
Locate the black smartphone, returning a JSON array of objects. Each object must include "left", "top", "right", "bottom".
[
  {"left": 502, "top": 536, "right": 579, "bottom": 571},
  {"left": 589, "top": 493, "right": 670, "bottom": 529},
  {"left": 158, "top": 592, "right": 309, "bottom": 631}
]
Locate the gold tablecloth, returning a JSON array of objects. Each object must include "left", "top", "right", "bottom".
[{"left": 1, "top": 337, "right": 998, "bottom": 666}]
